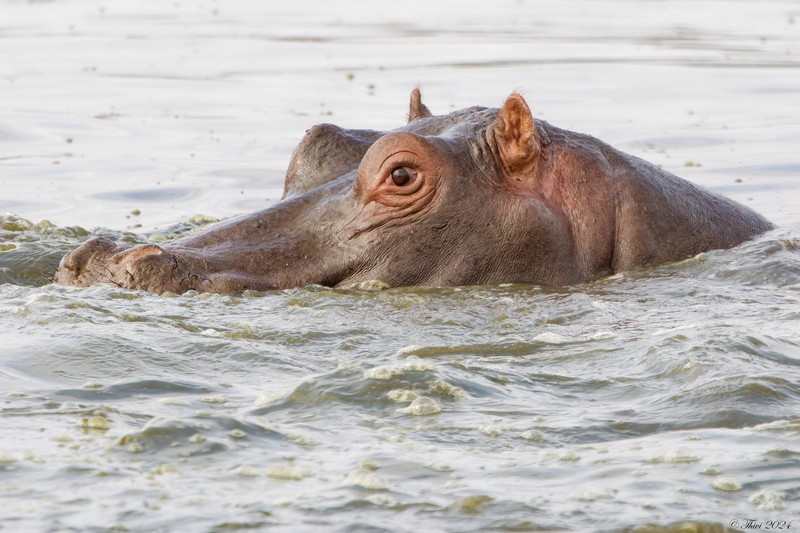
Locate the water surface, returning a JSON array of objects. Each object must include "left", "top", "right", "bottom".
[{"left": 2, "top": 1, "right": 799, "bottom": 531}]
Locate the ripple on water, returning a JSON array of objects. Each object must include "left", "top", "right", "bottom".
[
  {"left": 752, "top": 419, "right": 800, "bottom": 435},
  {"left": 696, "top": 231, "right": 800, "bottom": 289},
  {"left": 51, "top": 379, "right": 215, "bottom": 401},
  {"left": 0, "top": 218, "right": 91, "bottom": 287},
  {"left": 397, "top": 397, "right": 442, "bottom": 416},
  {"left": 249, "top": 359, "right": 468, "bottom": 421},
  {"left": 114, "top": 415, "right": 288, "bottom": 457},
  {"left": 91, "top": 187, "right": 200, "bottom": 203}
]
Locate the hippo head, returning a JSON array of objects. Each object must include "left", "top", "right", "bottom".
[
  {"left": 53, "top": 88, "right": 774, "bottom": 294},
  {"left": 54, "top": 89, "right": 585, "bottom": 294}
]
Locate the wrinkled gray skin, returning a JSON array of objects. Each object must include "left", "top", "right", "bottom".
[{"left": 54, "top": 89, "right": 774, "bottom": 294}]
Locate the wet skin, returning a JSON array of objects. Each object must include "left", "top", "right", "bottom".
[{"left": 53, "top": 89, "right": 774, "bottom": 294}]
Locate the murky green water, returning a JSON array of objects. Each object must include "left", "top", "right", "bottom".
[
  {"left": 2, "top": 1, "right": 800, "bottom": 531},
  {"left": 2, "top": 216, "right": 800, "bottom": 532}
]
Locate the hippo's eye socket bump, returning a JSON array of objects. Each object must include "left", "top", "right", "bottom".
[{"left": 389, "top": 166, "right": 417, "bottom": 187}]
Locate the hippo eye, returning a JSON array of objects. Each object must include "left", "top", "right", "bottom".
[{"left": 389, "top": 166, "right": 417, "bottom": 187}]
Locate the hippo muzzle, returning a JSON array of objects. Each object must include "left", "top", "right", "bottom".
[
  {"left": 54, "top": 237, "right": 193, "bottom": 293},
  {"left": 54, "top": 235, "right": 294, "bottom": 294}
]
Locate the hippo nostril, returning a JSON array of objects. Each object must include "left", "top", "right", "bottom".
[
  {"left": 142, "top": 244, "right": 164, "bottom": 255},
  {"left": 60, "top": 254, "right": 78, "bottom": 272},
  {"left": 111, "top": 244, "right": 167, "bottom": 264},
  {"left": 137, "top": 245, "right": 164, "bottom": 256},
  {"left": 85, "top": 236, "right": 119, "bottom": 254},
  {"left": 134, "top": 244, "right": 162, "bottom": 256}
]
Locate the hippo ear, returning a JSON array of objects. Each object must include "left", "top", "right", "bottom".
[
  {"left": 493, "top": 93, "right": 541, "bottom": 177},
  {"left": 408, "top": 87, "right": 433, "bottom": 122}
]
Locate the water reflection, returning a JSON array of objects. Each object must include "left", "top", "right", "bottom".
[{"left": 92, "top": 186, "right": 199, "bottom": 202}]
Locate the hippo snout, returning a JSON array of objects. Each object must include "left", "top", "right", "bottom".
[
  {"left": 55, "top": 238, "right": 195, "bottom": 293},
  {"left": 54, "top": 236, "right": 125, "bottom": 287}
]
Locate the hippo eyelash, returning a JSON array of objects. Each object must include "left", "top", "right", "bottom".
[
  {"left": 383, "top": 159, "right": 418, "bottom": 175},
  {"left": 382, "top": 160, "right": 421, "bottom": 183}
]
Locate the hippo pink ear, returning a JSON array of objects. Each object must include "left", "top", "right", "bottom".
[
  {"left": 408, "top": 87, "right": 433, "bottom": 122},
  {"left": 493, "top": 93, "right": 541, "bottom": 177}
]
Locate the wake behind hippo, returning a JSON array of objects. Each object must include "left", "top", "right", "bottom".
[{"left": 54, "top": 89, "right": 774, "bottom": 294}]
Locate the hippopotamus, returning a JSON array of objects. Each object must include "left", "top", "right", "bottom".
[{"left": 53, "top": 89, "right": 774, "bottom": 294}]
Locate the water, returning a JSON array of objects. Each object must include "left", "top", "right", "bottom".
[{"left": 2, "top": 1, "right": 800, "bottom": 531}]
